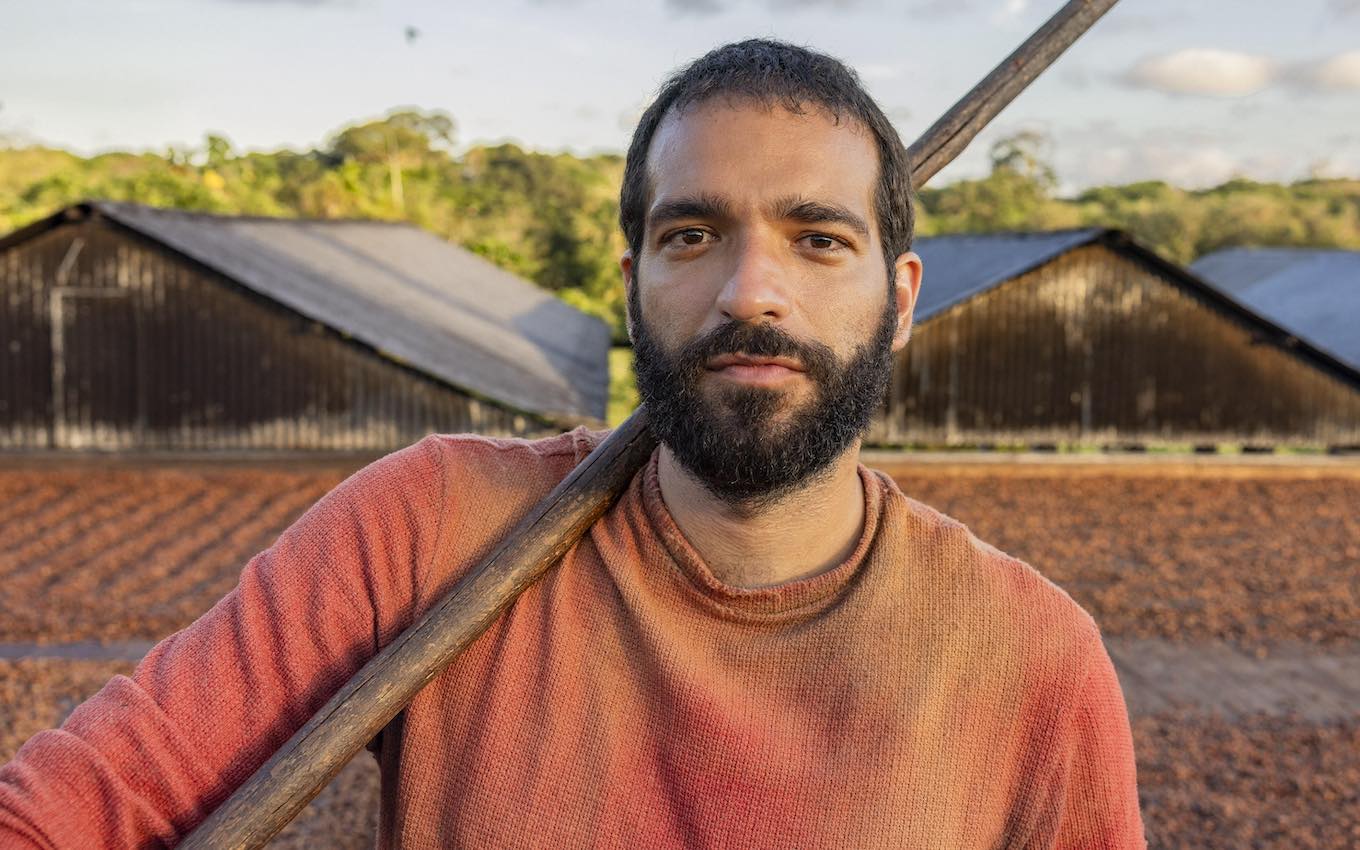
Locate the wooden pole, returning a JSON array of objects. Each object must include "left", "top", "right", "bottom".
[{"left": 181, "top": 1, "right": 1118, "bottom": 846}]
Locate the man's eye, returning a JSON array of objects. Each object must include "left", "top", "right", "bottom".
[
  {"left": 669, "top": 228, "right": 711, "bottom": 247},
  {"left": 802, "top": 234, "right": 842, "bottom": 250}
]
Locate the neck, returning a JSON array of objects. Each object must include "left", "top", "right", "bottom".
[{"left": 656, "top": 442, "right": 867, "bottom": 588}]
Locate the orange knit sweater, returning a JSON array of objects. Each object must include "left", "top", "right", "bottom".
[{"left": 0, "top": 430, "right": 1145, "bottom": 849}]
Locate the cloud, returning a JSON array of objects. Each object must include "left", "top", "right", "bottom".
[
  {"left": 1307, "top": 157, "right": 1358, "bottom": 180},
  {"left": 1097, "top": 9, "right": 1191, "bottom": 35},
  {"left": 1303, "top": 50, "right": 1360, "bottom": 90},
  {"left": 214, "top": 0, "right": 355, "bottom": 5},
  {"left": 1124, "top": 48, "right": 1360, "bottom": 98},
  {"left": 856, "top": 63, "right": 903, "bottom": 82},
  {"left": 661, "top": 0, "right": 867, "bottom": 15},
  {"left": 991, "top": 0, "right": 1029, "bottom": 24},
  {"left": 1228, "top": 100, "right": 1266, "bottom": 120},
  {"left": 1058, "top": 65, "right": 1091, "bottom": 89},
  {"left": 885, "top": 106, "right": 912, "bottom": 126},
  {"left": 770, "top": 0, "right": 863, "bottom": 8},
  {"left": 1064, "top": 130, "right": 1255, "bottom": 188},
  {"left": 904, "top": 0, "right": 971, "bottom": 18},
  {"left": 1048, "top": 120, "right": 1360, "bottom": 190},
  {"left": 1124, "top": 49, "right": 1277, "bottom": 97},
  {"left": 618, "top": 103, "right": 648, "bottom": 133},
  {"left": 1329, "top": 0, "right": 1360, "bottom": 17},
  {"left": 662, "top": 0, "right": 726, "bottom": 15}
]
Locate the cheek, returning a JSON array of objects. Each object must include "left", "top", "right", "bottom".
[
  {"left": 802, "top": 282, "right": 888, "bottom": 347},
  {"left": 638, "top": 260, "right": 724, "bottom": 335},
  {"left": 634, "top": 285, "right": 695, "bottom": 357}
]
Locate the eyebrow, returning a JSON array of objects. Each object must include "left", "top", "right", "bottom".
[
  {"left": 646, "top": 193, "right": 733, "bottom": 231},
  {"left": 769, "top": 195, "right": 871, "bottom": 239},
  {"left": 645, "top": 192, "right": 871, "bottom": 240}
]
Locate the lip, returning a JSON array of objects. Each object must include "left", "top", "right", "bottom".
[
  {"left": 705, "top": 353, "right": 805, "bottom": 386},
  {"left": 706, "top": 353, "right": 805, "bottom": 372}
]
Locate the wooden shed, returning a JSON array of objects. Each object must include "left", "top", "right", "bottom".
[
  {"left": 869, "top": 229, "right": 1360, "bottom": 449},
  {"left": 0, "top": 201, "right": 610, "bottom": 452},
  {"left": 1191, "top": 247, "right": 1360, "bottom": 378}
]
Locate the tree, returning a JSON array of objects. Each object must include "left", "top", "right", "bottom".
[
  {"left": 989, "top": 129, "right": 1057, "bottom": 191},
  {"left": 326, "top": 110, "right": 457, "bottom": 214},
  {"left": 204, "top": 134, "right": 234, "bottom": 168},
  {"left": 917, "top": 131, "right": 1066, "bottom": 234},
  {"left": 327, "top": 110, "right": 455, "bottom": 165}
]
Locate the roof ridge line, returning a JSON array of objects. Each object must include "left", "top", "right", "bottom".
[{"left": 90, "top": 199, "right": 417, "bottom": 229}]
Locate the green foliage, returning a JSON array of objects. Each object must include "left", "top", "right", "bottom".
[
  {"left": 916, "top": 133, "right": 1360, "bottom": 263},
  {"left": 0, "top": 109, "right": 632, "bottom": 339},
  {"left": 917, "top": 133, "right": 1075, "bottom": 235},
  {"left": 326, "top": 110, "right": 455, "bottom": 166},
  {"left": 608, "top": 346, "right": 639, "bottom": 426},
  {"left": 988, "top": 130, "right": 1057, "bottom": 191},
  {"left": 1, "top": 121, "right": 1357, "bottom": 345}
]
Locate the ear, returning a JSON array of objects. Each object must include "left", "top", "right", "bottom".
[
  {"left": 620, "top": 249, "right": 637, "bottom": 344},
  {"left": 890, "top": 250, "right": 923, "bottom": 352}
]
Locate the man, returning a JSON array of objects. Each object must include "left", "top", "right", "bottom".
[{"left": 0, "top": 40, "right": 1145, "bottom": 849}]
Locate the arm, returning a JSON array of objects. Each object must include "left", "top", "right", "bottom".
[
  {"left": 1051, "top": 639, "right": 1148, "bottom": 850},
  {"left": 0, "top": 436, "right": 448, "bottom": 849}
]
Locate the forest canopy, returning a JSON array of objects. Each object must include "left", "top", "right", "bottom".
[{"left": 3, "top": 109, "right": 1358, "bottom": 342}]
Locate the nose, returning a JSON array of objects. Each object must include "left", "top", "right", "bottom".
[{"left": 714, "top": 234, "right": 792, "bottom": 323}]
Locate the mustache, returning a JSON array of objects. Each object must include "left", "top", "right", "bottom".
[{"left": 674, "top": 321, "right": 839, "bottom": 381}]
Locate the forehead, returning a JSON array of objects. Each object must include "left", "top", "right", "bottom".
[{"left": 645, "top": 99, "right": 879, "bottom": 220}]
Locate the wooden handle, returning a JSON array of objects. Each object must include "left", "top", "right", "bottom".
[{"left": 181, "top": 1, "right": 1119, "bottom": 845}]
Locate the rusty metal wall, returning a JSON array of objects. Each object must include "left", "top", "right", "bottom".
[
  {"left": 871, "top": 244, "right": 1360, "bottom": 448},
  {"left": 0, "top": 217, "right": 560, "bottom": 451}
]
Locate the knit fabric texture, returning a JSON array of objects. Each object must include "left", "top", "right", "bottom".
[{"left": 0, "top": 429, "right": 1146, "bottom": 848}]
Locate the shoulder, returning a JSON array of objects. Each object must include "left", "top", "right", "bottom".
[
  {"left": 337, "top": 427, "right": 603, "bottom": 511},
  {"left": 420, "top": 426, "right": 607, "bottom": 489},
  {"left": 305, "top": 426, "right": 606, "bottom": 572},
  {"left": 871, "top": 469, "right": 1104, "bottom": 676},
  {"left": 403, "top": 427, "right": 608, "bottom": 601}
]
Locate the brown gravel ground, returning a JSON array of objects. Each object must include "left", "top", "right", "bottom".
[
  {"left": 0, "top": 659, "right": 131, "bottom": 761},
  {"left": 0, "top": 466, "right": 344, "bottom": 643},
  {"left": 2, "top": 457, "right": 1357, "bottom": 846},
  {"left": 1135, "top": 710, "right": 1360, "bottom": 849}
]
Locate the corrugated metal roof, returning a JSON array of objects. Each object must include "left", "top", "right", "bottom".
[
  {"left": 912, "top": 228, "right": 1105, "bottom": 321},
  {"left": 1190, "top": 247, "right": 1360, "bottom": 374},
  {"left": 906, "top": 230, "right": 1358, "bottom": 388},
  {"left": 88, "top": 202, "right": 609, "bottom": 421}
]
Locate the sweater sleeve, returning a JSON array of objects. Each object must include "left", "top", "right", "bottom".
[
  {"left": 1051, "top": 639, "right": 1147, "bottom": 850},
  {"left": 0, "top": 436, "right": 449, "bottom": 850}
]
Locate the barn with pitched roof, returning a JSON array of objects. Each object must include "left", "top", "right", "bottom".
[
  {"left": 0, "top": 201, "right": 610, "bottom": 451},
  {"left": 1190, "top": 247, "right": 1360, "bottom": 378},
  {"left": 868, "top": 229, "right": 1360, "bottom": 449}
]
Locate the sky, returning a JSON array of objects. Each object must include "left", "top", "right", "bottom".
[{"left": 1, "top": 0, "right": 1358, "bottom": 193}]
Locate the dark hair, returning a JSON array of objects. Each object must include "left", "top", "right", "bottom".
[{"left": 619, "top": 38, "right": 915, "bottom": 275}]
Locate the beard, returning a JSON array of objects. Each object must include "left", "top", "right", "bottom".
[{"left": 629, "top": 282, "right": 897, "bottom": 511}]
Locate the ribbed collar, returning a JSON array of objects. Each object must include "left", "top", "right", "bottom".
[{"left": 639, "top": 449, "right": 886, "bottom": 622}]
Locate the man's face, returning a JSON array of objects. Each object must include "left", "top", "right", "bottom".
[{"left": 623, "top": 99, "right": 921, "bottom": 507}]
